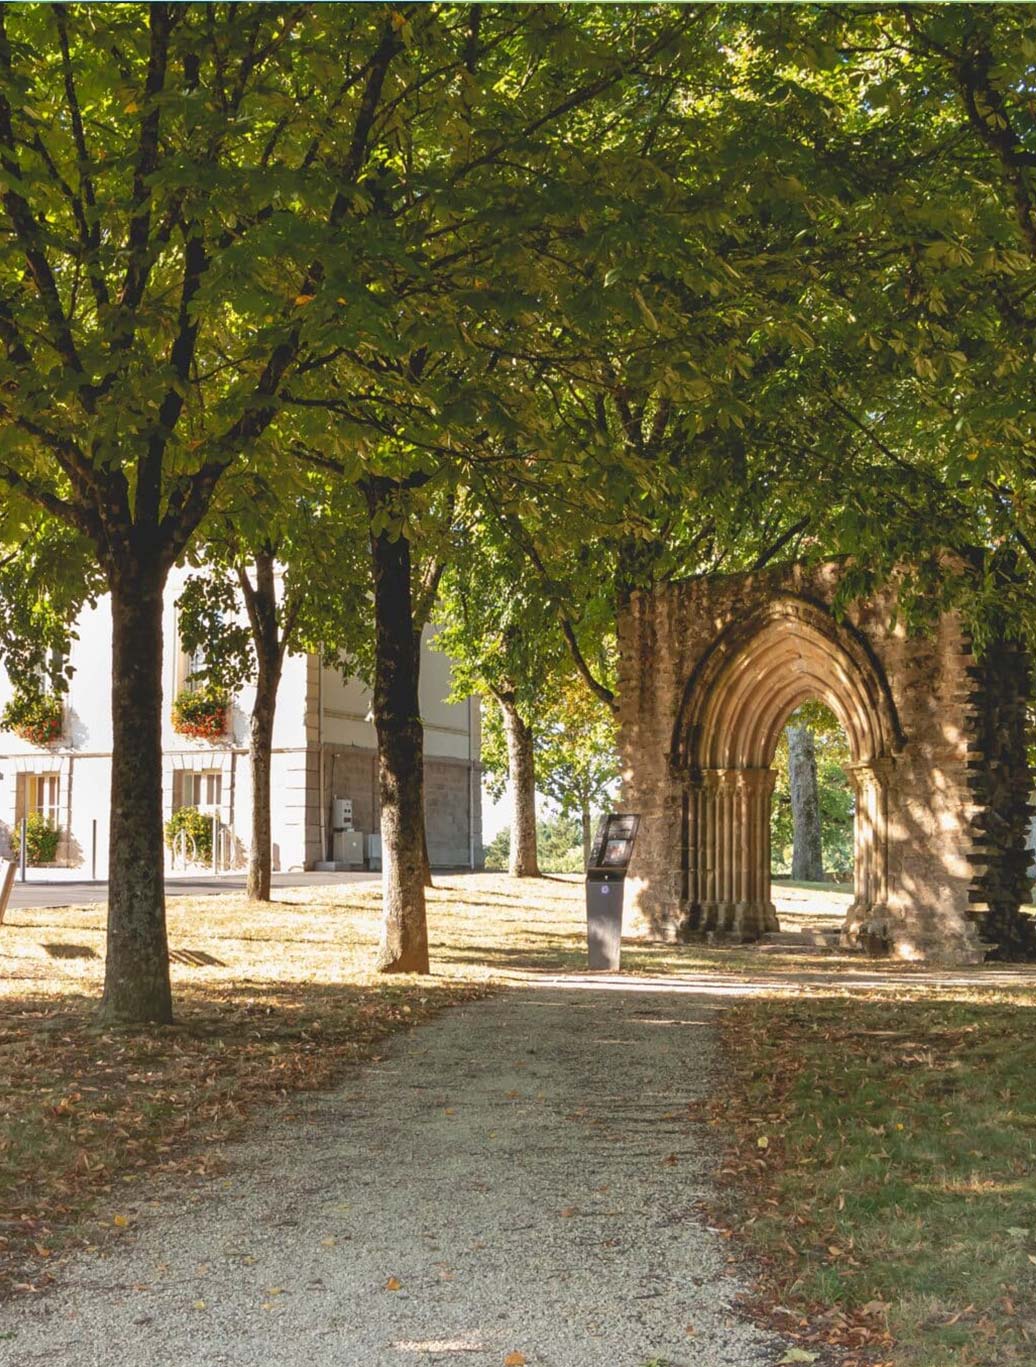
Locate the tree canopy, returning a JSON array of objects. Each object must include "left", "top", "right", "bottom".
[{"left": 4, "top": 4, "right": 1036, "bottom": 1016}]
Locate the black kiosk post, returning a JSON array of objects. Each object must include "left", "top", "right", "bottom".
[{"left": 585, "top": 813, "right": 640, "bottom": 971}]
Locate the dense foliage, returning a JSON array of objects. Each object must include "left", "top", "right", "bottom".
[
  {"left": 483, "top": 815, "right": 590, "bottom": 876},
  {"left": 11, "top": 812, "right": 61, "bottom": 866},
  {"left": 164, "top": 805, "right": 214, "bottom": 865}
]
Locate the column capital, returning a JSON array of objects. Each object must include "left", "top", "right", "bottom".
[{"left": 845, "top": 757, "right": 893, "bottom": 784}]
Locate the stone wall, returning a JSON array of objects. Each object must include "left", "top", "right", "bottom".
[
  {"left": 316, "top": 744, "right": 481, "bottom": 870},
  {"left": 963, "top": 640, "right": 1036, "bottom": 957},
  {"left": 617, "top": 562, "right": 1034, "bottom": 963}
]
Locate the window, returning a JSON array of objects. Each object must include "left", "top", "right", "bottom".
[
  {"left": 35, "top": 648, "right": 67, "bottom": 693},
  {"left": 183, "top": 645, "right": 207, "bottom": 694},
  {"left": 177, "top": 770, "right": 222, "bottom": 811},
  {"left": 15, "top": 772, "right": 60, "bottom": 826}
]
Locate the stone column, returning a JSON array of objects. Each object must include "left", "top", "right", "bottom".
[
  {"left": 690, "top": 766, "right": 776, "bottom": 940},
  {"left": 842, "top": 760, "right": 890, "bottom": 951},
  {"left": 719, "top": 769, "right": 736, "bottom": 922},
  {"left": 702, "top": 771, "right": 720, "bottom": 930}
]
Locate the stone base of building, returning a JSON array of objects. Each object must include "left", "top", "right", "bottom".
[
  {"left": 840, "top": 899, "right": 987, "bottom": 964},
  {"left": 684, "top": 898, "right": 779, "bottom": 940}
]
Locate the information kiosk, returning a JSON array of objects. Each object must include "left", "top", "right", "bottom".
[{"left": 585, "top": 813, "right": 639, "bottom": 971}]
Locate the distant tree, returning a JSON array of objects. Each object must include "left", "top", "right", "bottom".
[
  {"left": 482, "top": 815, "right": 585, "bottom": 876},
  {"left": 772, "top": 704, "right": 853, "bottom": 883},
  {"left": 535, "top": 676, "right": 620, "bottom": 866},
  {"left": 177, "top": 483, "right": 368, "bottom": 900},
  {"left": 787, "top": 726, "right": 824, "bottom": 883}
]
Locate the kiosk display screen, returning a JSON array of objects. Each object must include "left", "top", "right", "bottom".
[
  {"left": 587, "top": 812, "right": 640, "bottom": 873},
  {"left": 605, "top": 816, "right": 636, "bottom": 841},
  {"left": 602, "top": 839, "right": 632, "bottom": 867}
]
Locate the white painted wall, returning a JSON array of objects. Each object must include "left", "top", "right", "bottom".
[{"left": 0, "top": 569, "right": 481, "bottom": 875}]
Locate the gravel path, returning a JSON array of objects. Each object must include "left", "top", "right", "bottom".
[{"left": 0, "top": 987, "right": 788, "bottom": 1367}]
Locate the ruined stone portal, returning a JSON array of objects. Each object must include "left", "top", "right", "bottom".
[{"left": 617, "top": 563, "right": 1033, "bottom": 963}]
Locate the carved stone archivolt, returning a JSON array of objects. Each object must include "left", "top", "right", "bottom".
[{"left": 671, "top": 599, "right": 900, "bottom": 946}]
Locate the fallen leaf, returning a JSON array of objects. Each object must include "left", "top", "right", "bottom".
[
  {"left": 559, "top": 1206, "right": 577, "bottom": 1218},
  {"left": 320, "top": 1237, "right": 337, "bottom": 1249},
  {"left": 757, "top": 1135, "right": 770, "bottom": 1150},
  {"left": 504, "top": 1354, "right": 526, "bottom": 1366},
  {"left": 860, "top": 1299, "right": 891, "bottom": 1317},
  {"left": 113, "top": 1214, "right": 129, "bottom": 1228},
  {"left": 294, "top": 294, "right": 315, "bottom": 306},
  {"left": 192, "top": 1299, "right": 207, "bottom": 1311},
  {"left": 777, "top": 1351, "right": 818, "bottom": 1365},
  {"left": 385, "top": 1276, "right": 402, "bottom": 1291}
]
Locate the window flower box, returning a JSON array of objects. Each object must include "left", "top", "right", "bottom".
[
  {"left": 0, "top": 690, "right": 64, "bottom": 747},
  {"left": 171, "top": 685, "right": 228, "bottom": 741}
]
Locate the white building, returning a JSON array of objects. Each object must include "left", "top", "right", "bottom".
[{"left": 0, "top": 569, "right": 482, "bottom": 876}]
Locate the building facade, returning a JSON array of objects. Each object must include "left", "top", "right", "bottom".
[{"left": 0, "top": 570, "right": 482, "bottom": 876}]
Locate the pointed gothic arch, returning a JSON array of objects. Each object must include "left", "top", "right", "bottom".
[{"left": 668, "top": 596, "right": 903, "bottom": 941}]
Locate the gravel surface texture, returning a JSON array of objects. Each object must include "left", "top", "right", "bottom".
[{"left": 0, "top": 986, "right": 788, "bottom": 1367}]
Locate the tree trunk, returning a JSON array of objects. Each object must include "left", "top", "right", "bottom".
[
  {"left": 413, "top": 625, "right": 434, "bottom": 888},
  {"left": 789, "top": 724, "right": 824, "bottom": 882},
  {"left": 370, "top": 512, "right": 429, "bottom": 973},
  {"left": 248, "top": 656, "right": 280, "bottom": 901},
  {"left": 581, "top": 802, "right": 593, "bottom": 868},
  {"left": 100, "top": 561, "right": 173, "bottom": 1025},
  {"left": 500, "top": 696, "right": 540, "bottom": 877},
  {"left": 243, "top": 555, "right": 284, "bottom": 903}
]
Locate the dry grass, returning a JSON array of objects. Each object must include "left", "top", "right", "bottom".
[{"left": 0, "top": 871, "right": 834, "bottom": 1300}]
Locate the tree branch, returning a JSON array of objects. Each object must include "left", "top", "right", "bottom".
[
  {"left": 117, "top": 3, "right": 172, "bottom": 319},
  {"left": 53, "top": 3, "right": 109, "bottom": 311},
  {"left": 0, "top": 11, "right": 85, "bottom": 379},
  {"left": 135, "top": 226, "right": 209, "bottom": 528},
  {"left": 0, "top": 457, "right": 93, "bottom": 534}
]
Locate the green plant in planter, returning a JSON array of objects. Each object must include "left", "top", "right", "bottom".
[
  {"left": 0, "top": 690, "right": 63, "bottom": 746},
  {"left": 12, "top": 812, "right": 61, "bottom": 865},
  {"left": 171, "top": 684, "right": 228, "bottom": 741},
  {"left": 164, "top": 806, "right": 214, "bottom": 864}
]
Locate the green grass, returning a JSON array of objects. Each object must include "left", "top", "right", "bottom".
[{"left": 713, "top": 992, "right": 1036, "bottom": 1366}]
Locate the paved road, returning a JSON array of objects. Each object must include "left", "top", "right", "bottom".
[
  {"left": 5, "top": 869, "right": 380, "bottom": 911},
  {"left": 0, "top": 986, "right": 787, "bottom": 1367}
]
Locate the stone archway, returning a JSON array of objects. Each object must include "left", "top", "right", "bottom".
[
  {"left": 617, "top": 562, "right": 1034, "bottom": 964},
  {"left": 670, "top": 596, "right": 901, "bottom": 946}
]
